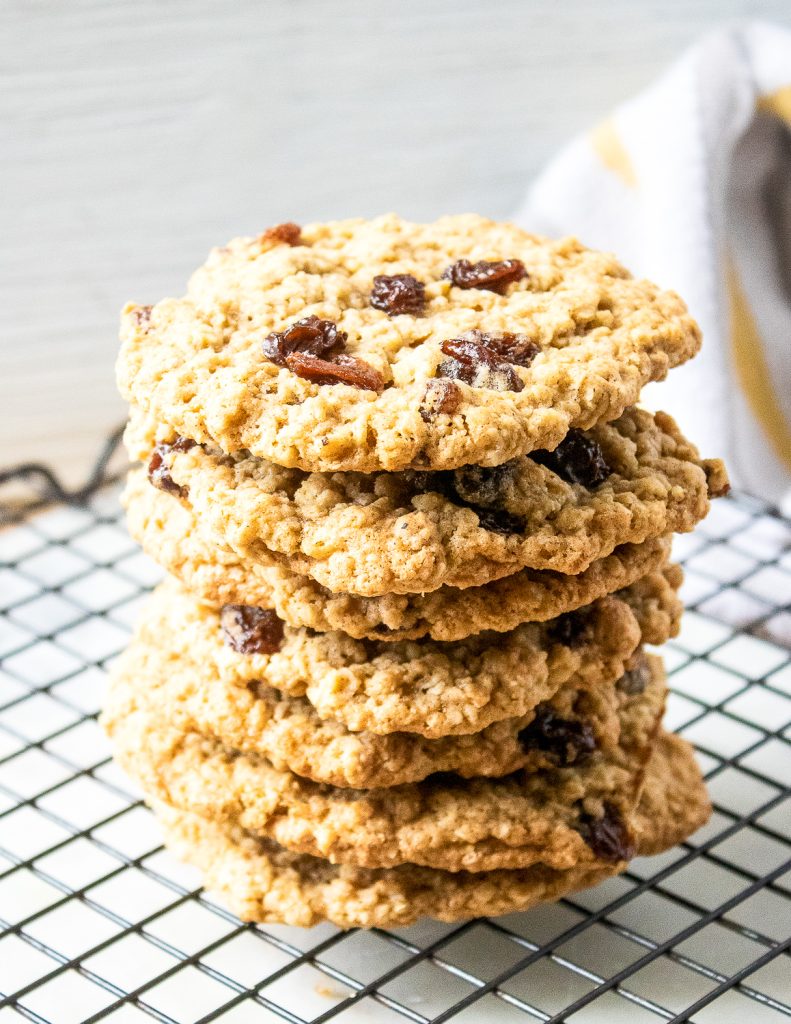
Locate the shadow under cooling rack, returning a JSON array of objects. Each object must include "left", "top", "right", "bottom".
[{"left": 0, "top": 485, "right": 789, "bottom": 1024}]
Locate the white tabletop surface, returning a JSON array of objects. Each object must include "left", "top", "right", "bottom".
[{"left": 3, "top": 0, "right": 791, "bottom": 485}]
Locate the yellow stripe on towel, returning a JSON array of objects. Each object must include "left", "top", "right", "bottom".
[
  {"left": 757, "top": 85, "right": 791, "bottom": 126},
  {"left": 727, "top": 259, "right": 791, "bottom": 473},
  {"left": 590, "top": 119, "right": 637, "bottom": 188}
]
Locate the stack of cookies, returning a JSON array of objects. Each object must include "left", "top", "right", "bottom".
[{"left": 104, "top": 215, "right": 729, "bottom": 928}]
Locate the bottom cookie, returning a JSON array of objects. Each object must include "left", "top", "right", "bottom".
[{"left": 154, "top": 732, "right": 710, "bottom": 929}]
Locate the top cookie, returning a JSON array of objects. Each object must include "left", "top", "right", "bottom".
[{"left": 117, "top": 215, "right": 701, "bottom": 473}]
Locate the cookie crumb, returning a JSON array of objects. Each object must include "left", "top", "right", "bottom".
[{"left": 703, "top": 459, "right": 730, "bottom": 498}]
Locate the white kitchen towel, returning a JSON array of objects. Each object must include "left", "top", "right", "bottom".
[{"left": 515, "top": 20, "right": 791, "bottom": 511}]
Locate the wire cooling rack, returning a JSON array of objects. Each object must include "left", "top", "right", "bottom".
[{"left": 0, "top": 467, "right": 789, "bottom": 1023}]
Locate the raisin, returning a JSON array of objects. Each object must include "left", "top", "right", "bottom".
[
  {"left": 531, "top": 429, "right": 611, "bottom": 488},
  {"left": 475, "top": 331, "right": 539, "bottom": 368},
  {"left": 403, "top": 469, "right": 448, "bottom": 497},
  {"left": 370, "top": 274, "right": 426, "bottom": 316},
  {"left": 263, "top": 316, "right": 347, "bottom": 367},
  {"left": 169, "top": 436, "right": 197, "bottom": 453},
  {"left": 452, "top": 463, "right": 515, "bottom": 509},
  {"left": 263, "top": 316, "right": 384, "bottom": 391},
  {"left": 443, "top": 258, "right": 527, "bottom": 294},
  {"left": 260, "top": 222, "right": 303, "bottom": 246},
  {"left": 147, "top": 437, "right": 196, "bottom": 499},
  {"left": 437, "top": 332, "right": 528, "bottom": 392},
  {"left": 617, "top": 654, "right": 651, "bottom": 696},
  {"left": 147, "top": 449, "right": 183, "bottom": 498},
  {"left": 285, "top": 352, "right": 384, "bottom": 392},
  {"left": 420, "top": 379, "right": 462, "bottom": 422},
  {"left": 406, "top": 466, "right": 525, "bottom": 535},
  {"left": 578, "top": 803, "right": 635, "bottom": 861},
  {"left": 221, "top": 604, "right": 285, "bottom": 655},
  {"left": 132, "top": 305, "right": 153, "bottom": 327},
  {"left": 474, "top": 507, "right": 526, "bottom": 535},
  {"left": 518, "top": 706, "right": 596, "bottom": 765},
  {"left": 548, "top": 611, "right": 590, "bottom": 647}
]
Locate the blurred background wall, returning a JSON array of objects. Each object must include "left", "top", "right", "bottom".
[{"left": 3, "top": 0, "right": 791, "bottom": 485}]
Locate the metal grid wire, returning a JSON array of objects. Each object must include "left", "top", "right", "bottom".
[{"left": 0, "top": 478, "right": 789, "bottom": 1024}]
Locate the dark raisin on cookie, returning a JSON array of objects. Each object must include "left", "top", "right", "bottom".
[
  {"left": 617, "top": 654, "right": 651, "bottom": 696},
  {"left": 263, "top": 316, "right": 383, "bottom": 391},
  {"left": 548, "top": 611, "right": 591, "bottom": 647},
  {"left": 452, "top": 463, "right": 515, "bottom": 509},
  {"left": 169, "top": 436, "right": 197, "bottom": 453},
  {"left": 147, "top": 449, "right": 183, "bottom": 498},
  {"left": 147, "top": 436, "right": 196, "bottom": 499},
  {"left": 260, "top": 222, "right": 303, "bottom": 246},
  {"left": 132, "top": 305, "right": 153, "bottom": 327},
  {"left": 473, "top": 506, "right": 527, "bottom": 535},
  {"left": 443, "top": 258, "right": 527, "bottom": 294},
  {"left": 370, "top": 274, "right": 426, "bottom": 316},
  {"left": 402, "top": 469, "right": 448, "bottom": 497},
  {"left": 436, "top": 352, "right": 522, "bottom": 392},
  {"left": 478, "top": 331, "right": 540, "bottom": 368},
  {"left": 262, "top": 315, "right": 347, "bottom": 367},
  {"left": 406, "top": 464, "right": 526, "bottom": 535},
  {"left": 221, "top": 604, "right": 285, "bottom": 655},
  {"left": 420, "top": 379, "right": 462, "bottom": 422},
  {"left": 531, "top": 429, "right": 611, "bottom": 488},
  {"left": 518, "top": 706, "right": 597, "bottom": 765},
  {"left": 284, "top": 352, "right": 384, "bottom": 392},
  {"left": 577, "top": 803, "right": 635, "bottom": 862},
  {"left": 436, "top": 331, "right": 538, "bottom": 392}
]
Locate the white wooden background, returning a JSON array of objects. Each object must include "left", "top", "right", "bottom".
[{"left": 3, "top": 0, "right": 791, "bottom": 485}]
